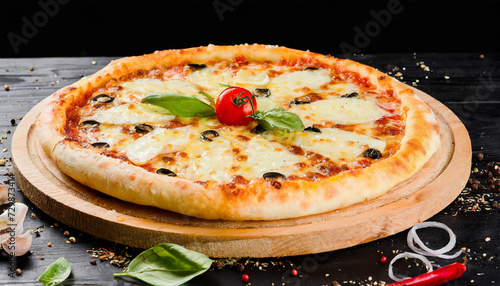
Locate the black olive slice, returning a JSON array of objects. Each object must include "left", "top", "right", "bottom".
[
  {"left": 251, "top": 124, "right": 266, "bottom": 134},
  {"left": 304, "top": 126, "right": 322, "bottom": 133},
  {"left": 92, "top": 94, "right": 114, "bottom": 103},
  {"left": 187, "top": 63, "right": 207, "bottom": 70},
  {"left": 91, "top": 142, "right": 110, "bottom": 149},
  {"left": 363, "top": 148, "right": 382, "bottom": 159},
  {"left": 340, "top": 92, "right": 358, "bottom": 98},
  {"left": 253, "top": 88, "right": 271, "bottom": 97},
  {"left": 302, "top": 67, "right": 319, "bottom": 71},
  {"left": 263, "top": 172, "right": 286, "bottom": 181},
  {"left": 134, "top": 124, "right": 154, "bottom": 133},
  {"left": 156, "top": 168, "right": 177, "bottom": 177},
  {"left": 80, "top": 120, "right": 100, "bottom": 128},
  {"left": 200, "top": 130, "right": 219, "bottom": 141},
  {"left": 290, "top": 99, "right": 311, "bottom": 105}
]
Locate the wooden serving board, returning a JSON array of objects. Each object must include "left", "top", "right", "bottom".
[{"left": 12, "top": 89, "right": 471, "bottom": 258}]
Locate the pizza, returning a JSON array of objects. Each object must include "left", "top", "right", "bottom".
[{"left": 35, "top": 44, "right": 441, "bottom": 220}]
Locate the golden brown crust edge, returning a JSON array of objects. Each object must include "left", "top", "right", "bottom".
[{"left": 35, "top": 44, "right": 441, "bottom": 220}]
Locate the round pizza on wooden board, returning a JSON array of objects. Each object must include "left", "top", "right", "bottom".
[{"left": 34, "top": 44, "right": 441, "bottom": 221}]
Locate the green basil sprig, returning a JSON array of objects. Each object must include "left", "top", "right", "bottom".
[
  {"left": 38, "top": 257, "right": 72, "bottom": 286},
  {"left": 142, "top": 93, "right": 215, "bottom": 117},
  {"left": 113, "top": 243, "right": 213, "bottom": 286},
  {"left": 142, "top": 91, "right": 305, "bottom": 132},
  {"left": 251, "top": 108, "right": 305, "bottom": 131}
]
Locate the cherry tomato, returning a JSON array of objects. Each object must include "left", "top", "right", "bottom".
[{"left": 215, "top": 87, "right": 257, "bottom": 126}]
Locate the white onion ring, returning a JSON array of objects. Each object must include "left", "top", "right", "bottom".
[
  {"left": 388, "top": 252, "right": 433, "bottom": 281},
  {"left": 407, "top": 221, "right": 462, "bottom": 259}
]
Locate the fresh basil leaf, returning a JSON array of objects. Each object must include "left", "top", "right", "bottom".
[
  {"left": 218, "top": 82, "right": 233, "bottom": 88},
  {"left": 114, "top": 243, "right": 213, "bottom": 286},
  {"left": 251, "top": 108, "right": 305, "bottom": 131},
  {"left": 198, "top": 91, "right": 216, "bottom": 105},
  {"left": 142, "top": 94, "right": 215, "bottom": 117},
  {"left": 38, "top": 257, "right": 71, "bottom": 286}
]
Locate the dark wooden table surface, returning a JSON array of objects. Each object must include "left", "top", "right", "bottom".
[{"left": 0, "top": 53, "right": 499, "bottom": 285}]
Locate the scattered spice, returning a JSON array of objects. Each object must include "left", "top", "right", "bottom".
[
  {"left": 15, "top": 268, "right": 22, "bottom": 276},
  {"left": 235, "top": 262, "right": 245, "bottom": 272},
  {"left": 33, "top": 226, "right": 45, "bottom": 236},
  {"left": 47, "top": 242, "right": 52, "bottom": 247},
  {"left": 212, "top": 261, "right": 224, "bottom": 270},
  {"left": 29, "top": 67, "right": 34, "bottom": 71},
  {"left": 291, "top": 269, "right": 298, "bottom": 276},
  {"left": 477, "top": 153, "right": 484, "bottom": 161},
  {"left": 87, "top": 247, "right": 133, "bottom": 268},
  {"left": 241, "top": 274, "right": 250, "bottom": 283},
  {"left": 381, "top": 256, "right": 388, "bottom": 263},
  {"left": 30, "top": 213, "right": 36, "bottom": 219},
  {"left": 90, "top": 259, "right": 97, "bottom": 265},
  {"left": 447, "top": 153, "right": 500, "bottom": 214},
  {"left": 68, "top": 237, "right": 76, "bottom": 243},
  {"left": 63, "top": 230, "right": 70, "bottom": 236},
  {"left": 4, "top": 85, "right": 9, "bottom": 91}
]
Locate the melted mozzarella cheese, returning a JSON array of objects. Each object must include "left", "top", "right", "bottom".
[
  {"left": 294, "top": 128, "right": 386, "bottom": 160},
  {"left": 188, "top": 67, "right": 233, "bottom": 94},
  {"left": 86, "top": 104, "right": 175, "bottom": 125},
  {"left": 256, "top": 96, "right": 279, "bottom": 112},
  {"left": 327, "top": 83, "right": 360, "bottom": 95},
  {"left": 125, "top": 127, "right": 195, "bottom": 164},
  {"left": 184, "top": 137, "right": 233, "bottom": 182},
  {"left": 245, "top": 136, "right": 302, "bottom": 177},
  {"left": 121, "top": 78, "right": 200, "bottom": 96},
  {"left": 268, "top": 69, "right": 331, "bottom": 103},
  {"left": 234, "top": 69, "right": 269, "bottom": 86},
  {"left": 97, "top": 126, "right": 134, "bottom": 150},
  {"left": 289, "top": 97, "right": 387, "bottom": 126}
]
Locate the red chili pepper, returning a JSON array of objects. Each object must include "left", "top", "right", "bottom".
[{"left": 387, "top": 263, "right": 466, "bottom": 286}]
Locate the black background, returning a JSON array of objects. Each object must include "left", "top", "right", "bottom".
[{"left": 0, "top": 0, "right": 499, "bottom": 58}]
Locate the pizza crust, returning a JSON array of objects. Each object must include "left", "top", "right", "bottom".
[{"left": 36, "top": 44, "right": 440, "bottom": 220}]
